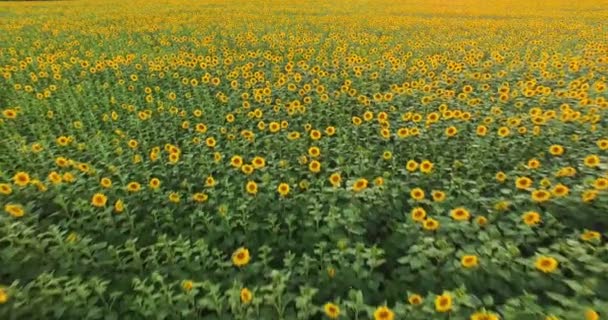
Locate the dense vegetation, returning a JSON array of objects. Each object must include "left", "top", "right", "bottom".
[{"left": 0, "top": 0, "right": 607, "bottom": 319}]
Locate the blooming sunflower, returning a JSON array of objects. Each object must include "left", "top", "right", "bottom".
[
  {"left": 91, "top": 193, "right": 108, "bottom": 207},
  {"left": 232, "top": 247, "right": 250, "bottom": 267},
  {"left": 240, "top": 288, "right": 253, "bottom": 304},
  {"left": 373, "top": 306, "right": 394, "bottom": 320},
  {"left": 435, "top": 293, "right": 452, "bottom": 312},
  {"left": 352, "top": 178, "right": 368, "bottom": 192},
  {"left": 535, "top": 256, "right": 558, "bottom": 273},
  {"left": 461, "top": 255, "right": 478, "bottom": 268},
  {"left": 323, "top": 302, "right": 340, "bottom": 319}
]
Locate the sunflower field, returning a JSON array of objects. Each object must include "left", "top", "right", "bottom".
[{"left": 0, "top": 0, "right": 607, "bottom": 319}]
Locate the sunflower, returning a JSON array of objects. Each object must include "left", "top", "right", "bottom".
[
  {"left": 241, "top": 164, "right": 254, "bottom": 175},
  {"left": 323, "top": 302, "right": 340, "bottom": 319},
  {"left": 531, "top": 189, "right": 551, "bottom": 203},
  {"left": 12, "top": 171, "right": 30, "bottom": 187},
  {"left": 277, "top": 183, "right": 290, "bottom": 197},
  {"left": 127, "top": 182, "right": 141, "bottom": 192},
  {"left": 450, "top": 207, "right": 471, "bottom": 221},
  {"left": 329, "top": 173, "right": 342, "bottom": 187},
  {"left": 410, "top": 188, "right": 425, "bottom": 201},
  {"left": 381, "top": 151, "right": 393, "bottom": 160},
  {"left": 56, "top": 136, "right": 70, "bottom": 146},
  {"left": 435, "top": 293, "right": 452, "bottom": 312},
  {"left": 470, "top": 311, "right": 500, "bottom": 320},
  {"left": 495, "top": 171, "right": 507, "bottom": 183},
  {"left": 597, "top": 139, "right": 608, "bottom": 150},
  {"left": 522, "top": 211, "right": 541, "bottom": 226},
  {"left": 582, "top": 190, "right": 598, "bottom": 203},
  {"left": 252, "top": 156, "right": 266, "bottom": 169},
  {"left": 149, "top": 178, "right": 161, "bottom": 189},
  {"left": 230, "top": 155, "right": 244, "bottom": 168},
  {"left": 205, "top": 137, "right": 216, "bottom": 148},
  {"left": 97, "top": 178, "right": 111, "bottom": 189},
  {"left": 397, "top": 128, "right": 409, "bottom": 138},
  {"left": 310, "top": 129, "right": 321, "bottom": 140},
  {"left": 309, "top": 160, "right": 321, "bottom": 173},
  {"left": 406, "top": 160, "right": 419, "bottom": 172},
  {"left": 585, "top": 309, "right": 600, "bottom": 320},
  {"left": 0, "top": 287, "right": 8, "bottom": 304},
  {"left": 461, "top": 255, "right": 478, "bottom": 268},
  {"left": 192, "top": 192, "right": 208, "bottom": 203},
  {"left": 62, "top": 172, "right": 75, "bottom": 183},
  {"left": 497, "top": 126, "right": 510, "bottom": 137},
  {"left": 352, "top": 178, "right": 368, "bottom": 192},
  {"left": 114, "top": 200, "right": 124, "bottom": 213},
  {"left": 408, "top": 294, "right": 423, "bottom": 305},
  {"left": 535, "top": 256, "right": 558, "bottom": 273},
  {"left": 55, "top": 157, "right": 69, "bottom": 167},
  {"left": 0, "top": 183, "right": 13, "bottom": 195},
  {"left": 527, "top": 158, "right": 540, "bottom": 169},
  {"left": 549, "top": 144, "right": 564, "bottom": 156},
  {"left": 232, "top": 247, "right": 250, "bottom": 267},
  {"left": 181, "top": 280, "right": 194, "bottom": 292},
  {"left": 373, "top": 306, "right": 394, "bottom": 320},
  {"left": 445, "top": 126, "right": 458, "bottom": 137},
  {"left": 476, "top": 125, "right": 488, "bottom": 136},
  {"left": 594, "top": 178, "right": 608, "bottom": 190},
  {"left": 515, "top": 177, "right": 533, "bottom": 189},
  {"left": 373, "top": 177, "right": 384, "bottom": 186},
  {"left": 4, "top": 203, "right": 25, "bottom": 218},
  {"left": 551, "top": 184, "right": 569, "bottom": 197},
  {"left": 411, "top": 207, "right": 427, "bottom": 222},
  {"left": 240, "top": 288, "right": 253, "bottom": 304},
  {"left": 2, "top": 108, "right": 17, "bottom": 119},
  {"left": 420, "top": 160, "right": 434, "bottom": 174},
  {"left": 580, "top": 230, "right": 601, "bottom": 241},
  {"left": 476, "top": 216, "right": 488, "bottom": 226},
  {"left": 246, "top": 181, "right": 258, "bottom": 195},
  {"left": 583, "top": 154, "right": 600, "bottom": 168},
  {"left": 423, "top": 218, "right": 440, "bottom": 231},
  {"left": 308, "top": 146, "right": 321, "bottom": 158},
  {"left": 205, "top": 176, "right": 216, "bottom": 187},
  {"left": 325, "top": 126, "right": 336, "bottom": 136},
  {"left": 431, "top": 190, "right": 446, "bottom": 202},
  {"left": 91, "top": 193, "right": 108, "bottom": 207}
]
